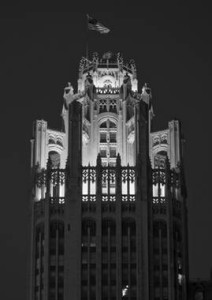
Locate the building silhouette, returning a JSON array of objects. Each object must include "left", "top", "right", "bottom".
[{"left": 29, "top": 52, "right": 188, "bottom": 300}]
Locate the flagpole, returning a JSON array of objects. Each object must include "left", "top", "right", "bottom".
[
  {"left": 86, "top": 15, "right": 110, "bottom": 67},
  {"left": 86, "top": 14, "right": 89, "bottom": 67}
]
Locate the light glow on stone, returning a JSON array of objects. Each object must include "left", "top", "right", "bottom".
[{"left": 122, "top": 285, "right": 129, "bottom": 297}]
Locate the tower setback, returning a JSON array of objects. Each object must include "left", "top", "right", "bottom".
[{"left": 29, "top": 52, "right": 188, "bottom": 300}]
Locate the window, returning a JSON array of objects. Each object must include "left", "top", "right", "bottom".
[
  {"left": 99, "top": 119, "right": 117, "bottom": 166},
  {"left": 110, "top": 147, "right": 116, "bottom": 158},
  {"left": 48, "top": 151, "right": 60, "bottom": 168},
  {"left": 110, "top": 132, "right": 116, "bottom": 143},
  {"left": 100, "top": 149, "right": 107, "bottom": 158},
  {"left": 100, "top": 121, "right": 107, "bottom": 128},
  {"left": 100, "top": 133, "right": 107, "bottom": 143},
  {"left": 154, "top": 151, "right": 167, "bottom": 169}
]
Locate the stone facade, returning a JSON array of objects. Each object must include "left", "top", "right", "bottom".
[{"left": 29, "top": 52, "right": 188, "bottom": 300}]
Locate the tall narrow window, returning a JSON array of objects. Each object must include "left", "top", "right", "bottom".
[{"left": 99, "top": 119, "right": 117, "bottom": 166}]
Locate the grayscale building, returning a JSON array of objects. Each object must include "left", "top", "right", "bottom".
[{"left": 29, "top": 52, "right": 188, "bottom": 300}]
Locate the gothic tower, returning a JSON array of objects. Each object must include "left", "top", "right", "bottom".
[{"left": 29, "top": 52, "right": 188, "bottom": 300}]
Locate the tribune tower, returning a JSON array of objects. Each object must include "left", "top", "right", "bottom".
[{"left": 29, "top": 52, "right": 188, "bottom": 300}]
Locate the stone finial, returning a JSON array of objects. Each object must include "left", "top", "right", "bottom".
[
  {"left": 142, "top": 83, "right": 151, "bottom": 95},
  {"left": 64, "top": 82, "right": 74, "bottom": 95},
  {"left": 63, "top": 82, "right": 74, "bottom": 108},
  {"left": 102, "top": 51, "right": 113, "bottom": 60}
]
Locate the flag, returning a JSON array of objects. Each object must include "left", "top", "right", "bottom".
[{"left": 87, "top": 15, "right": 110, "bottom": 34}]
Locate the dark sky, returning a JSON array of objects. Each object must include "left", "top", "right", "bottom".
[{"left": 0, "top": 2, "right": 212, "bottom": 299}]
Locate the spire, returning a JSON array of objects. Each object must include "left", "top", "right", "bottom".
[{"left": 116, "top": 153, "right": 121, "bottom": 167}]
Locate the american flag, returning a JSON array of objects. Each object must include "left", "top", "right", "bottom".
[{"left": 87, "top": 15, "right": 110, "bottom": 34}]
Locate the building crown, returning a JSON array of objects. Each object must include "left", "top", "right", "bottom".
[
  {"left": 79, "top": 52, "right": 136, "bottom": 77},
  {"left": 78, "top": 52, "right": 138, "bottom": 93}
]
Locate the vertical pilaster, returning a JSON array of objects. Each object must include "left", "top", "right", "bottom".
[
  {"left": 64, "top": 100, "right": 82, "bottom": 300},
  {"left": 122, "top": 100, "right": 127, "bottom": 165},
  {"left": 96, "top": 154, "right": 102, "bottom": 300},
  {"left": 34, "top": 120, "right": 47, "bottom": 169},
  {"left": 29, "top": 166, "right": 36, "bottom": 300},
  {"left": 178, "top": 162, "right": 188, "bottom": 300},
  {"left": 55, "top": 226, "right": 59, "bottom": 300},
  {"left": 43, "top": 161, "right": 51, "bottom": 300},
  {"left": 116, "top": 154, "right": 122, "bottom": 300},
  {"left": 117, "top": 110, "right": 123, "bottom": 162},
  {"left": 148, "top": 163, "right": 154, "bottom": 300},
  {"left": 108, "top": 225, "right": 111, "bottom": 300},
  {"left": 182, "top": 195, "right": 189, "bottom": 300},
  {"left": 169, "top": 120, "right": 181, "bottom": 169},
  {"left": 135, "top": 100, "right": 150, "bottom": 300},
  {"left": 43, "top": 196, "right": 50, "bottom": 299},
  {"left": 166, "top": 159, "right": 175, "bottom": 300}
]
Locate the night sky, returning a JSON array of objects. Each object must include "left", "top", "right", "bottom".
[{"left": 0, "top": 2, "right": 212, "bottom": 299}]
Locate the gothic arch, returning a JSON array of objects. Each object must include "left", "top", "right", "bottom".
[
  {"left": 97, "top": 75, "right": 116, "bottom": 88},
  {"left": 98, "top": 114, "right": 118, "bottom": 126},
  {"left": 48, "top": 150, "right": 61, "bottom": 168}
]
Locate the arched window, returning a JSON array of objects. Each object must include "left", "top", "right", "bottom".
[
  {"left": 99, "top": 119, "right": 117, "bottom": 166},
  {"left": 100, "top": 121, "right": 107, "bottom": 128},
  {"left": 154, "top": 150, "right": 167, "bottom": 169},
  {"left": 48, "top": 151, "right": 60, "bottom": 168}
]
